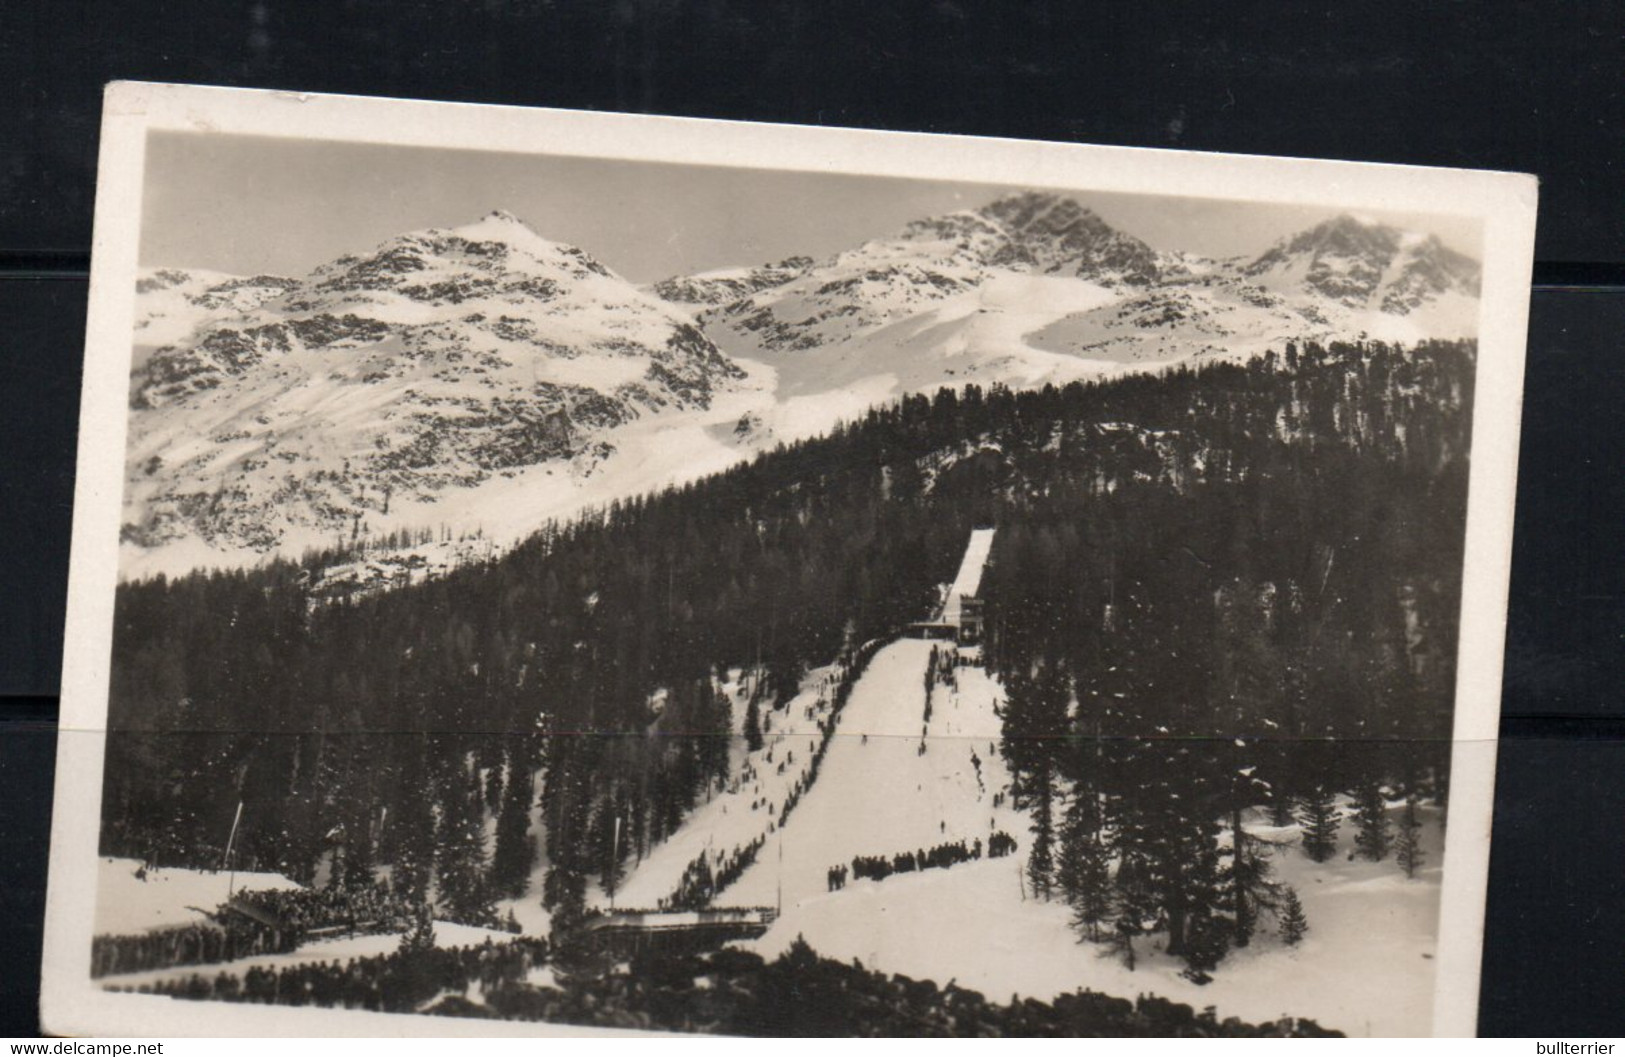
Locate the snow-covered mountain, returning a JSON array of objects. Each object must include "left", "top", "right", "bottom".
[
  {"left": 133, "top": 268, "right": 300, "bottom": 358},
  {"left": 1246, "top": 214, "right": 1480, "bottom": 310},
  {"left": 124, "top": 197, "right": 1480, "bottom": 579},
  {"left": 649, "top": 256, "right": 814, "bottom": 311},
  {"left": 670, "top": 194, "right": 1480, "bottom": 401},
  {"left": 1242, "top": 213, "right": 1481, "bottom": 338},
  {"left": 123, "top": 211, "right": 749, "bottom": 576}
]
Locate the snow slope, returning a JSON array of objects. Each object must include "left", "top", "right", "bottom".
[
  {"left": 727, "top": 641, "right": 1022, "bottom": 910},
  {"left": 727, "top": 643, "right": 1445, "bottom": 1036},
  {"left": 599, "top": 662, "right": 849, "bottom": 910},
  {"left": 592, "top": 529, "right": 1444, "bottom": 1034}
]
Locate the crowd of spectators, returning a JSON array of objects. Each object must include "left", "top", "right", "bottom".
[
  {"left": 91, "top": 880, "right": 423, "bottom": 978},
  {"left": 232, "top": 881, "right": 417, "bottom": 938},
  {"left": 91, "top": 919, "right": 291, "bottom": 979},
  {"left": 116, "top": 938, "right": 546, "bottom": 1014}
]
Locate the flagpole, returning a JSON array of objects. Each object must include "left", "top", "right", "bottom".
[{"left": 223, "top": 800, "right": 244, "bottom": 899}]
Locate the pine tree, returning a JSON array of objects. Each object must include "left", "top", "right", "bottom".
[
  {"left": 1168, "top": 826, "right": 1231, "bottom": 971},
  {"left": 1109, "top": 855, "right": 1156, "bottom": 971},
  {"left": 1278, "top": 886, "right": 1308, "bottom": 945},
  {"left": 1229, "top": 822, "right": 1283, "bottom": 948},
  {"left": 1350, "top": 779, "right": 1392, "bottom": 861},
  {"left": 1297, "top": 785, "right": 1341, "bottom": 863},
  {"left": 434, "top": 756, "right": 496, "bottom": 928},
  {"left": 1180, "top": 911, "right": 1230, "bottom": 984},
  {"left": 397, "top": 903, "right": 436, "bottom": 954},
  {"left": 490, "top": 763, "right": 537, "bottom": 898},
  {"left": 540, "top": 737, "right": 593, "bottom": 931},
  {"left": 1027, "top": 768, "right": 1056, "bottom": 899},
  {"left": 1057, "top": 790, "right": 1112, "bottom": 941},
  {"left": 1395, "top": 795, "right": 1425, "bottom": 879},
  {"left": 386, "top": 754, "right": 435, "bottom": 902},
  {"left": 744, "top": 695, "right": 764, "bottom": 753}
]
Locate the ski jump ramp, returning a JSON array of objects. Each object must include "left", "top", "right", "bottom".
[{"left": 943, "top": 528, "right": 995, "bottom": 626}]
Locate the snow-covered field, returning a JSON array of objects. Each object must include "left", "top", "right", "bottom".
[
  {"left": 94, "top": 856, "right": 515, "bottom": 990},
  {"left": 96, "top": 857, "right": 304, "bottom": 935}
]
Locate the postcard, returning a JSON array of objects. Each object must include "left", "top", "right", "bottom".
[{"left": 41, "top": 81, "right": 1536, "bottom": 1037}]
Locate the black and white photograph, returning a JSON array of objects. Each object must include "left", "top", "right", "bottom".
[{"left": 41, "top": 83, "right": 1536, "bottom": 1038}]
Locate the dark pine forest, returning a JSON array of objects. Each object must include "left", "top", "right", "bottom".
[{"left": 101, "top": 338, "right": 1474, "bottom": 961}]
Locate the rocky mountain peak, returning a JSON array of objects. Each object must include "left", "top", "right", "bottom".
[
  {"left": 1286, "top": 214, "right": 1402, "bottom": 259},
  {"left": 1246, "top": 214, "right": 1479, "bottom": 312},
  {"left": 975, "top": 192, "right": 1161, "bottom": 284},
  {"left": 981, "top": 191, "right": 1098, "bottom": 233}
]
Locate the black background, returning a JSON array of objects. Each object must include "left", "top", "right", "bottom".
[{"left": 3, "top": 0, "right": 1622, "bottom": 1038}]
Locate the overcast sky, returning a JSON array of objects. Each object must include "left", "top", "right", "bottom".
[{"left": 140, "top": 131, "right": 1482, "bottom": 284}]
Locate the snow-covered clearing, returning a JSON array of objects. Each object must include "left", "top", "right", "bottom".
[{"left": 95, "top": 857, "right": 304, "bottom": 935}]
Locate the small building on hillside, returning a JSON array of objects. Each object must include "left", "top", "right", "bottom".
[{"left": 956, "top": 595, "right": 985, "bottom": 646}]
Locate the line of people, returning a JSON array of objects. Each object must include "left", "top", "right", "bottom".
[
  {"left": 91, "top": 918, "right": 292, "bottom": 979},
  {"left": 843, "top": 836, "right": 983, "bottom": 887},
  {"left": 663, "top": 834, "right": 766, "bottom": 911}
]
